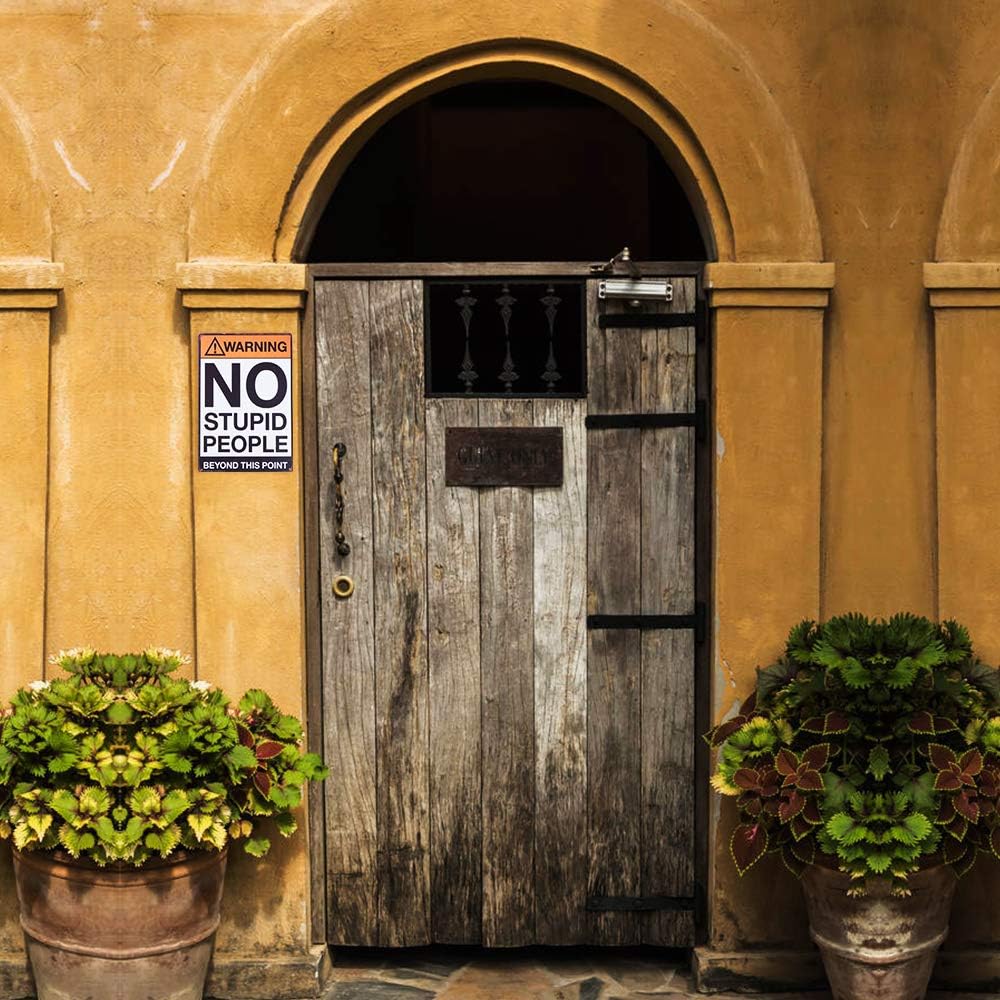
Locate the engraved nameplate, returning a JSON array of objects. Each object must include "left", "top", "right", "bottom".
[{"left": 445, "top": 427, "right": 563, "bottom": 487}]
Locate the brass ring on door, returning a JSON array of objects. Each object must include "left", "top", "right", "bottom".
[{"left": 332, "top": 575, "right": 355, "bottom": 600}]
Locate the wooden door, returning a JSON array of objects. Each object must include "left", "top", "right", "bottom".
[{"left": 314, "top": 271, "right": 702, "bottom": 948}]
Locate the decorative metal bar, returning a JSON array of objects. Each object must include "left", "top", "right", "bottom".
[
  {"left": 455, "top": 285, "right": 478, "bottom": 393},
  {"left": 598, "top": 312, "right": 697, "bottom": 329},
  {"left": 540, "top": 284, "right": 562, "bottom": 392},
  {"left": 496, "top": 284, "right": 518, "bottom": 393},
  {"left": 586, "top": 895, "right": 696, "bottom": 912}
]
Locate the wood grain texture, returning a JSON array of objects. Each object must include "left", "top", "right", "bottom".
[
  {"left": 586, "top": 629, "right": 642, "bottom": 944},
  {"left": 640, "top": 276, "right": 697, "bottom": 945},
  {"left": 314, "top": 280, "right": 378, "bottom": 944},
  {"left": 533, "top": 397, "right": 588, "bottom": 943},
  {"left": 425, "top": 397, "right": 482, "bottom": 943},
  {"left": 302, "top": 282, "right": 326, "bottom": 944},
  {"left": 479, "top": 398, "right": 536, "bottom": 946},
  {"left": 641, "top": 630, "right": 696, "bottom": 944},
  {"left": 586, "top": 279, "right": 642, "bottom": 943},
  {"left": 370, "top": 280, "right": 431, "bottom": 946}
]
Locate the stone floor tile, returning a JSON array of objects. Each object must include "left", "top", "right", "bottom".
[
  {"left": 601, "top": 957, "right": 677, "bottom": 992},
  {"left": 577, "top": 975, "right": 606, "bottom": 999},
  {"left": 436, "top": 962, "right": 578, "bottom": 1000},
  {"left": 329, "top": 981, "right": 436, "bottom": 1000}
]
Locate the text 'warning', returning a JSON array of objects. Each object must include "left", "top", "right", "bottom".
[{"left": 198, "top": 333, "right": 293, "bottom": 472}]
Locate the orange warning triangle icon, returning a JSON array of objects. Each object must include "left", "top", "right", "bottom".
[{"left": 205, "top": 337, "right": 225, "bottom": 357}]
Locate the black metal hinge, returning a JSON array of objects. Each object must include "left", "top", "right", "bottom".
[
  {"left": 587, "top": 603, "right": 706, "bottom": 644},
  {"left": 586, "top": 895, "right": 696, "bottom": 912},
  {"left": 598, "top": 312, "right": 697, "bottom": 329},
  {"left": 585, "top": 399, "right": 707, "bottom": 441}
]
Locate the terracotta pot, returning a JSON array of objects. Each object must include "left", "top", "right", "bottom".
[
  {"left": 12, "top": 847, "right": 227, "bottom": 1000},
  {"left": 802, "top": 863, "right": 956, "bottom": 1000}
]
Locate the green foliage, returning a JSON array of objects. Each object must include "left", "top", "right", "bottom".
[
  {"left": 0, "top": 647, "right": 328, "bottom": 866},
  {"left": 707, "top": 614, "right": 1000, "bottom": 894}
]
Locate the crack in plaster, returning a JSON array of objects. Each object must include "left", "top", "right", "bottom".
[
  {"left": 149, "top": 139, "right": 187, "bottom": 192},
  {"left": 53, "top": 139, "right": 91, "bottom": 192}
]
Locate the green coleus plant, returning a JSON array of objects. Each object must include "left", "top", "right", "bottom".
[
  {"left": 0, "top": 647, "right": 327, "bottom": 865},
  {"left": 708, "top": 614, "right": 1000, "bottom": 894}
]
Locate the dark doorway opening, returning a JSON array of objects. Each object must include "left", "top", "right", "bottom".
[{"left": 306, "top": 81, "right": 706, "bottom": 263}]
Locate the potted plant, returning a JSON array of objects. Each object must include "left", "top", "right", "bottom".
[
  {"left": 707, "top": 613, "right": 1000, "bottom": 1000},
  {"left": 0, "top": 647, "right": 327, "bottom": 1000}
]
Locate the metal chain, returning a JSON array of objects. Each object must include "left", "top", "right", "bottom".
[{"left": 332, "top": 443, "right": 350, "bottom": 557}]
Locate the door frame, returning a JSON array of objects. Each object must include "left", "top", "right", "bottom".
[{"left": 301, "top": 260, "right": 712, "bottom": 947}]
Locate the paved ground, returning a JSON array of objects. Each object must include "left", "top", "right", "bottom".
[
  {"left": 315, "top": 948, "right": 986, "bottom": 999},
  {"left": 318, "top": 948, "right": 815, "bottom": 999}
]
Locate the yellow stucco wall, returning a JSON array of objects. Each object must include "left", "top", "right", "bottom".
[{"left": 3, "top": 0, "right": 1000, "bottom": 984}]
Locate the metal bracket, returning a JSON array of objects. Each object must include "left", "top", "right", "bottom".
[
  {"left": 587, "top": 602, "right": 707, "bottom": 644},
  {"left": 597, "top": 310, "right": 691, "bottom": 328}
]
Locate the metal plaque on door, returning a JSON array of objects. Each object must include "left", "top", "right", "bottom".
[{"left": 445, "top": 426, "right": 563, "bottom": 487}]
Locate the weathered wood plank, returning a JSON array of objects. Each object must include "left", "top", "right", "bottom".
[
  {"left": 640, "top": 275, "right": 697, "bottom": 945},
  {"left": 314, "top": 280, "right": 378, "bottom": 945},
  {"left": 370, "top": 279, "right": 431, "bottom": 946},
  {"left": 586, "top": 279, "right": 642, "bottom": 944},
  {"left": 534, "top": 397, "right": 588, "bottom": 943},
  {"left": 640, "top": 631, "right": 696, "bottom": 944},
  {"left": 425, "top": 397, "right": 482, "bottom": 944},
  {"left": 479, "top": 397, "right": 536, "bottom": 946},
  {"left": 586, "top": 629, "right": 641, "bottom": 944}
]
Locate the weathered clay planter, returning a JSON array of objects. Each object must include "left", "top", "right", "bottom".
[
  {"left": 12, "top": 847, "right": 227, "bottom": 1000},
  {"left": 802, "top": 864, "right": 957, "bottom": 1000}
]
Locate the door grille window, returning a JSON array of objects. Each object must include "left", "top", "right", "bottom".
[{"left": 425, "top": 279, "right": 586, "bottom": 397}]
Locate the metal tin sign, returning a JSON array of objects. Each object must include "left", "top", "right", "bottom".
[
  {"left": 198, "top": 334, "right": 292, "bottom": 472},
  {"left": 445, "top": 426, "right": 563, "bottom": 487}
]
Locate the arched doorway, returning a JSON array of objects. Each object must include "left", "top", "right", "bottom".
[
  {"left": 306, "top": 80, "right": 706, "bottom": 263},
  {"left": 307, "top": 79, "right": 711, "bottom": 949}
]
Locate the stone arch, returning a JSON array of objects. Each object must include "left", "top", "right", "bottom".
[
  {"left": 0, "top": 82, "right": 51, "bottom": 260},
  {"left": 937, "top": 73, "right": 1000, "bottom": 261},
  {"left": 187, "top": 0, "right": 822, "bottom": 264}
]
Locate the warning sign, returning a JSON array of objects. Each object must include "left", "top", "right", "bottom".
[{"left": 198, "top": 333, "right": 292, "bottom": 472}]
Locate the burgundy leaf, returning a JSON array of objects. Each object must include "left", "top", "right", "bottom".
[
  {"left": 708, "top": 717, "right": 747, "bottom": 748},
  {"left": 791, "top": 814, "right": 812, "bottom": 841},
  {"left": 733, "top": 768, "right": 762, "bottom": 791},
  {"left": 796, "top": 769, "right": 824, "bottom": 792},
  {"left": 237, "top": 724, "right": 254, "bottom": 748},
  {"left": 253, "top": 770, "right": 272, "bottom": 797},
  {"left": 960, "top": 749, "right": 984, "bottom": 778},
  {"left": 760, "top": 769, "right": 781, "bottom": 796},
  {"left": 779, "top": 791, "right": 805, "bottom": 824},
  {"left": 781, "top": 846, "right": 806, "bottom": 877},
  {"left": 954, "top": 791, "right": 980, "bottom": 824},
  {"left": 991, "top": 827, "right": 1000, "bottom": 861},
  {"left": 937, "top": 797, "right": 956, "bottom": 824},
  {"left": 933, "top": 716, "right": 959, "bottom": 734},
  {"left": 801, "top": 717, "right": 826, "bottom": 734},
  {"left": 935, "top": 770, "right": 963, "bottom": 792},
  {"left": 255, "top": 741, "right": 284, "bottom": 761},
  {"left": 775, "top": 748, "right": 799, "bottom": 777},
  {"left": 730, "top": 823, "right": 768, "bottom": 876},
  {"left": 801, "top": 743, "right": 831, "bottom": 771},
  {"left": 908, "top": 710, "right": 935, "bottom": 734},
  {"left": 928, "top": 743, "right": 958, "bottom": 770},
  {"left": 740, "top": 795, "right": 763, "bottom": 817},
  {"left": 791, "top": 838, "right": 816, "bottom": 866},
  {"left": 823, "top": 711, "right": 850, "bottom": 735},
  {"left": 763, "top": 799, "right": 781, "bottom": 816},
  {"left": 802, "top": 799, "right": 823, "bottom": 825},
  {"left": 947, "top": 815, "right": 969, "bottom": 841}
]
